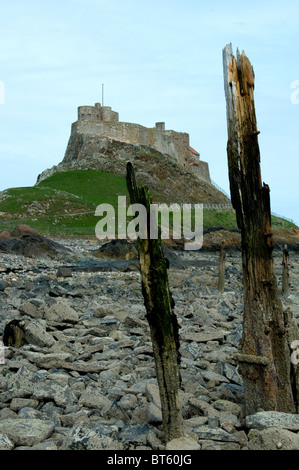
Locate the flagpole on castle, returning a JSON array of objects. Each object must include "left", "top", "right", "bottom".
[{"left": 102, "top": 84, "right": 104, "bottom": 106}]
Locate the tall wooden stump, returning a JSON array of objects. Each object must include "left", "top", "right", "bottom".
[
  {"left": 126, "top": 162, "right": 184, "bottom": 442},
  {"left": 223, "top": 44, "right": 296, "bottom": 414}
]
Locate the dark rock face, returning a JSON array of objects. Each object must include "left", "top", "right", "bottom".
[
  {"left": 0, "top": 234, "right": 72, "bottom": 260},
  {"left": 37, "top": 138, "right": 229, "bottom": 205},
  {"left": 93, "top": 239, "right": 138, "bottom": 260}
]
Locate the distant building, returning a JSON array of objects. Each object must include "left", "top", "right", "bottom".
[{"left": 66, "top": 102, "right": 210, "bottom": 182}]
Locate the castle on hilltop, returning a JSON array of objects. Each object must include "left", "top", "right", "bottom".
[{"left": 64, "top": 102, "right": 211, "bottom": 182}]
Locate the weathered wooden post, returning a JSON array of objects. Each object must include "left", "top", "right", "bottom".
[
  {"left": 126, "top": 162, "right": 184, "bottom": 442},
  {"left": 223, "top": 43, "right": 296, "bottom": 414},
  {"left": 217, "top": 241, "right": 226, "bottom": 293},
  {"left": 282, "top": 244, "right": 290, "bottom": 296}
]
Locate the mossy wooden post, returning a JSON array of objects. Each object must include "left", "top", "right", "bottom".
[
  {"left": 126, "top": 162, "right": 184, "bottom": 442},
  {"left": 282, "top": 244, "right": 289, "bottom": 296},
  {"left": 217, "top": 241, "right": 226, "bottom": 293},
  {"left": 223, "top": 44, "right": 296, "bottom": 414}
]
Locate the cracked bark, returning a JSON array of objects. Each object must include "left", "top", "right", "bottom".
[{"left": 223, "top": 43, "right": 296, "bottom": 415}]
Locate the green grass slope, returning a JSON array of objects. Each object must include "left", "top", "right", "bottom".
[{"left": 0, "top": 169, "right": 297, "bottom": 242}]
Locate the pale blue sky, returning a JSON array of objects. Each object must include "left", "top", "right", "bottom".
[{"left": 0, "top": 0, "right": 298, "bottom": 224}]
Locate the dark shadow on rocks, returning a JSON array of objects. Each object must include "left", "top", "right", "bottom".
[
  {"left": 92, "top": 239, "right": 138, "bottom": 260},
  {"left": 0, "top": 234, "right": 73, "bottom": 260}
]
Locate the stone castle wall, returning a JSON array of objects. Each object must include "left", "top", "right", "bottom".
[
  {"left": 66, "top": 103, "right": 210, "bottom": 182},
  {"left": 78, "top": 103, "right": 119, "bottom": 123}
]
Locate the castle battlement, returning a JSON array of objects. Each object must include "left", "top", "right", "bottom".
[
  {"left": 78, "top": 103, "right": 119, "bottom": 123},
  {"left": 65, "top": 103, "right": 210, "bottom": 182}
]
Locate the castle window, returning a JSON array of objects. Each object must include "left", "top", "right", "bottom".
[
  {"left": 87, "top": 114, "right": 91, "bottom": 118},
  {"left": 81, "top": 114, "right": 85, "bottom": 119}
]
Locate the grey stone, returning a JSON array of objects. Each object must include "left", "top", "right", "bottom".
[
  {"left": 182, "top": 330, "right": 225, "bottom": 343},
  {"left": 60, "top": 410, "right": 89, "bottom": 427},
  {"left": 44, "top": 300, "right": 79, "bottom": 323},
  {"left": 182, "top": 342, "right": 201, "bottom": 360},
  {"left": 30, "top": 381, "right": 76, "bottom": 409},
  {"left": 85, "top": 435, "right": 124, "bottom": 451},
  {"left": 17, "top": 407, "right": 44, "bottom": 419},
  {"left": 30, "top": 440, "right": 59, "bottom": 450},
  {"left": 199, "top": 440, "right": 241, "bottom": 451},
  {"left": 188, "top": 398, "right": 220, "bottom": 420},
  {"left": 118, "top": 394, "right": 138, "bottom": 410},
  {"left": 246, "top": 411, "right": 299, "bottom": 431},
  {"left": 221, "top": 362, "right": 243, "bottom": 385},
  {"left": 60, "top": 360, "right": 107, "bottom": 374},
  {"left": 57, "top": 266, "right": 73, "bottom": 278},
  {"left": 201, "top": 370, "right": 229, "bottom": 384},
  {"left": 61, "top": 422, "right": 120, "bottom": 450},
  {"left": 10, "top": 397, "right": 39, "bottom": 411},
  {"left": 19, "top": 299, "right": 46, "bottom": 319},
  {"left": 21, "top": 351, "right": 72, "bottom": 369},
  {"left": 119, "top": 424, "right": 152, "bottom": 447},
  {"left": 106, "top": 400, "right": 130, "bottom": 423},
  {"left": 147, "top": 402, "right": 162, "bottom": 424},
  {"left": 166, "top": 436, "right": 201, "bottom": 450},
  {"left": 0, "top": 433, "right": 14, "bottom": 450},
  {"left": 247, "top": 427, "right": 299, "bottom": 451},
  {"left": 0, "top": 408, "right": 17, "bottom": 419},
  {"left": 0, "top": 419, "right": 55, "bottom": 446},
  {"left": 146, "top": 429, "right": 163, "bottom": 451},
  {"left": 0, "top": 281, "right": 9, "bottom": 292},
  {"left": 192, "top": 425, "right": 241, "bottom": 443},
  {"left": 6, "top": 365, "right": 36, "bottom": 395},
  {"left": 31, "top": 382, "right": 63, "bottom": 401},
  {"left": 39, "top": 402, "right": 63, "bottom": 426},
  {"left": 53, "top": 385, "right": 77, "bottom": 407},
  {"left": 145, "top": 383, "right": 161, "bottom": 408},
  {"left": 212, "top": 399, "right": 242, "bottom": 417},
  {"left": 79, "top": 385, "right": 112, "bottom": 414},
  {"left": 25, "top": 319, "right": 55, "bottom": 348},
  {"left": 123, "top": 315, "right": 148, "bottom": 329},
  {"left": 184, "top": 416, "right": 209, "bottom": 428}
]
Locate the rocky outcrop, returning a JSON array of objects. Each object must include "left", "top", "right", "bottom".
[
  {"left": 0, "top": 233, "right": 73, "bottom": 260},
  {"left": 36, "top": 138, "right": 229, "bottom": 205}
]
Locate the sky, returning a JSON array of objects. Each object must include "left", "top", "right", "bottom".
[{"left": 0, "top": 0, "right": 298, "bottom": 224}]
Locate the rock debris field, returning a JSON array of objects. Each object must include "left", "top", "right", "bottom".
[{"left": 1, "top": 233, "right": 299, "bottom": 451}]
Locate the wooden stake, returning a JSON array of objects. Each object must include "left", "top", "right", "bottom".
[
  {"left": 126, "top": 162, "right": 184, "bottom": 442},
  {"left": 223, "top": 43, "right": 295, "bottom": 414}
]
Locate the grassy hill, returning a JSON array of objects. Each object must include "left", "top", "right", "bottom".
[
  {"left": 0, "top": 170, "right": 126, "bottom": 236},
  {"left": 0, "top": 169, "right": 297, "bottom": 244}
]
